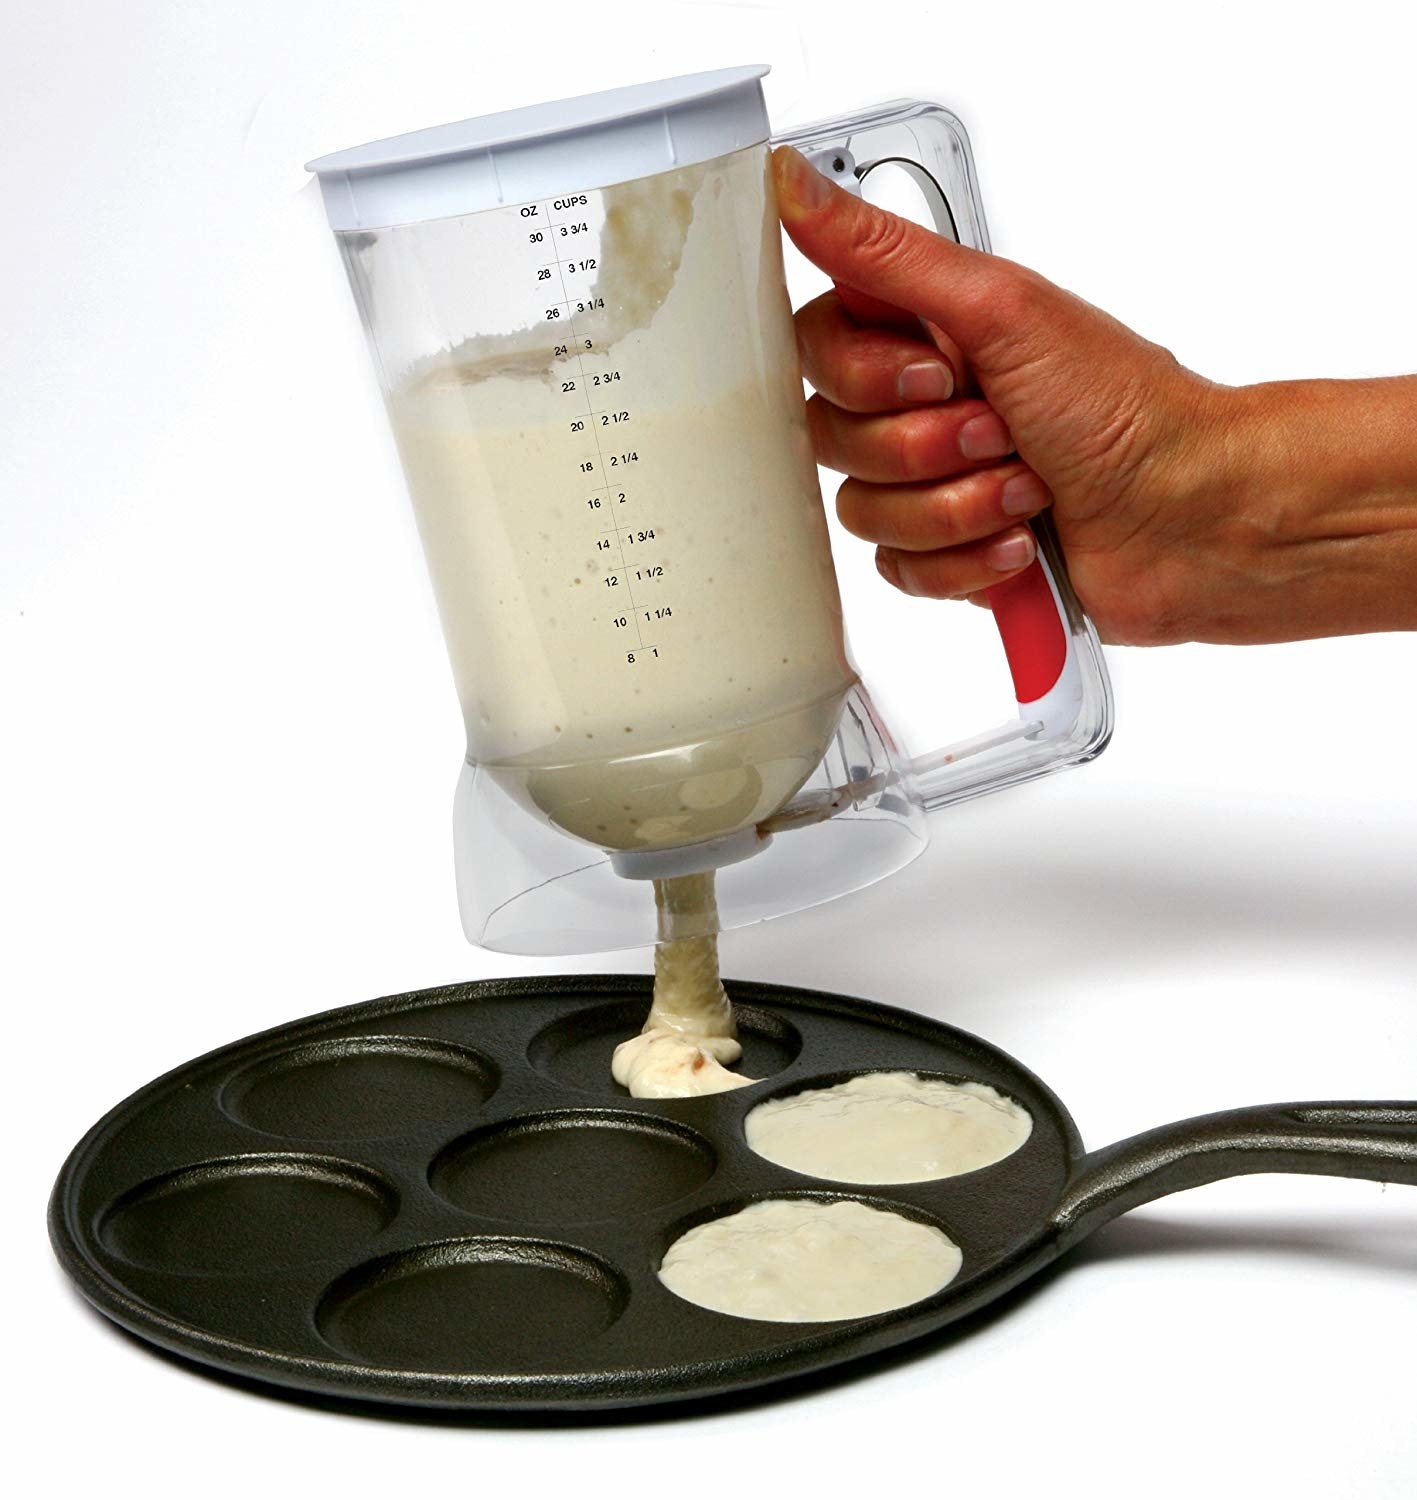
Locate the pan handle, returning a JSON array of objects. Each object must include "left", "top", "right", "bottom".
[{"left": 1050, "top": 1102, "right": 1417, "bottom": 1251}]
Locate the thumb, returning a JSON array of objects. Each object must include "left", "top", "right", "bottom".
[{"left": 772, "top": 145, "right": 1065, "bottom": 373}]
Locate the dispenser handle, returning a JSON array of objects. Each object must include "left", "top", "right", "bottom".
[{"left": 772, "top": 102, "right": 1113, "bottom": 809}]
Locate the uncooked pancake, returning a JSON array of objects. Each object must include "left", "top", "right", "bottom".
[
  {"left": 745, "top": 1071, "right": 1031, "bottom": 1184},
  {"left": 657, "top": 1198, "right": 962, "bottom": 1322},
  {"left": 611, "top": 1025, "right": 752, "bottom": 1097}
]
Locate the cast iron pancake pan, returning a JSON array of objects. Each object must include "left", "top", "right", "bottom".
[{"left": 50, "top": 977, "right": 1417, "bottom": 1410}]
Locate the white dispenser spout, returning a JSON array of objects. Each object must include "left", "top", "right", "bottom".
[{"left": 608, "top": 828, "right": 773, "bottom": 881}]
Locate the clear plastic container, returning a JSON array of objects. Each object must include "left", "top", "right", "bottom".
[
  {"left": 308, "top": 67, "right": 1113, "bottom": 953},
  {"left": 341, "top": 145, "right": 855, "bottom": 856}
]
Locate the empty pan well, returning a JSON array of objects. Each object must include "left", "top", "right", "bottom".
[
  {"left": 99, "top": 1155, "right": 397, "bottom": 1275},
  {"left": 431, "top": 1111, "right": 716, "bottom": 1224},
  {"left": 221, "top": 1036, "right": 498, "bottom": 1141},
  {"left": 317, "top": 1238, "right": 628, "bottom": 1372}
]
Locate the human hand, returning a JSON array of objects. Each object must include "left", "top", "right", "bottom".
[{"left": 772, "top": 145, "right": 1417, "bottom": 645}]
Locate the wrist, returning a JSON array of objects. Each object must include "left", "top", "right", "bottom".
[
  {"left": 1177, "top": 376, "right": 1417, "bottom": 640},
  {"left": 1229, "top": 377, "right": 1417, "bottom": 518}
]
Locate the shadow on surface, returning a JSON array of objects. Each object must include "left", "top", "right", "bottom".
[
  {"left": 730, "top": 795, "right": 1417, "bottom": 1016},
  {"left": 64, "top": 1200, "right": 1416, "bottom": 1427},
  {"left": 1075, "top": 1206, "right": 1417, "bottom": 1275}
]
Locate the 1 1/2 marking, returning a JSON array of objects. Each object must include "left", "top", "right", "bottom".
[{"left": 531, "top": 193, "right": 671, "bottom": 663}]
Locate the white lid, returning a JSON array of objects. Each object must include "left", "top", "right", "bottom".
[{"left": 306, "top": 65, "right": 771, "bottom": 232}]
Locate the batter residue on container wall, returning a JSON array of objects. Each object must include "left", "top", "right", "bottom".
[{"left": 612, "top": 872, "right": 758, "bottom": 1097}]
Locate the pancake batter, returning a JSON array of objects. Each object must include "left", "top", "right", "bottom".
[
  {"left": 658, "top": 1198, "right": 962, "bottom": 1322},
  {"left": 384, "top": 148, "right": 854, "bottom": 854},
  {"left": 612, "top": 873, "right": 757, "bottom": 1097},
  {"left": 745, "top": 1071, "right": 1032, "bottom": 1184}
]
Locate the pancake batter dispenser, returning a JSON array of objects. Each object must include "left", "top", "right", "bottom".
[{"left": 305, "top": 66, "right": 1113, "bottom": 954}]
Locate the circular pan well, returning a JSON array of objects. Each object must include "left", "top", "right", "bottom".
[
  {"left": 657, "top": 1192, "right": 963, "bottom": 1323},
  {"left": 99, "top": 1155, "right": 397, "bottom": 1275},
  {"left": 221, "top": 1035, "right": 498, "bottom": 1141},
  {"left": 527, "top": 999, "right": 801, "bottom": 1096},
  {"left": 431, "top": 1110, "right": 716, "bottom": 1225},
  {"left": 317, "top": 1238, "right": 628, "bottom": 1372},
  {"left": 743, "top": 1069, "right": 1034, "bottom": 1185}
]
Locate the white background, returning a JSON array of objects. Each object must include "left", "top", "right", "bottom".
[{"left": 4, "top": 1, "right": 1415, "bottom": 1495}]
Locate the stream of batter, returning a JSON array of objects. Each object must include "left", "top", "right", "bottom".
[{"left": 611, "top": 872, "right": 758, "bottom": 1098}]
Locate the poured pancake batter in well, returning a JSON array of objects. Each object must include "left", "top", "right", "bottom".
[
  {"left": 658, "top": 1198, "right": 962, "bottom": 1322},
  {"left": 746, "top": 1071, "right": 1032, "bottom": 1184},
  {"left": 612, "top": 873, "right": 757, "bottom": 1097}
]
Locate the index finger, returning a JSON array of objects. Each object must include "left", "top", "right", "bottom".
[
  {"left": 835, "top": 283, "right": 973, "bottom": 397},
  {"left": 795, "top": 290, "right": 957, "bottom": 413}
]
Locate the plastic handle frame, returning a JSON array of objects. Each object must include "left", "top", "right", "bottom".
[{"left": 772, "top": 102, "right": 1113, "bottom": 811}]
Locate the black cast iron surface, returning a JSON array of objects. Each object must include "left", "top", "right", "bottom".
[{"left": 50, "top": 977, "right": 1417, "bottom": 1410}]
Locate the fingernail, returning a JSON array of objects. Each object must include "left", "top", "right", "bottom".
[
  {"left": 876, "top": 549, "right": 906, "bottom": 590},
  {"left": 896, "top": 361, "right": 954, "bottom": 403},
  {"left": 774, "top": 145, "right": 833, "bottom": 210},
  {"left": 959, "top": 412, "right": 1013, "bottom": 461},
  {"left": 1000, "top": 471, "right": 1049, "bottom": 516},
  {"left": 986, "top": 531, "right": 1036, "bottom": 572}
]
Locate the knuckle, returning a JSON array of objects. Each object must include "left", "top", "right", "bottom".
[
  {"left": 802, "top": 289, "right": 839, "bottom": 323},
  {"left": 895, "top": 409, "right": 951, "bottom": 482},
  {"left": 796, "top": 343, "right": 828, "bottom": 395},
  {"left": 838, "top": 479, "right": 900, "bottom": 547},
  {"left": 793, "top": 291, "right": 835, "bottom": 353},
  {"left": 805, "top": 395, "right": 845, "bottom": 471},
  {"left": 835, "top": 477, "right": 865, "bottom": 533},
  {"left": 987, "top": 267, "right": 1048, "bottom": 327},
  {"left": 822, "top": 356, "right": 870, "bottom": 413},
  {"left": 1105, "top": 562, "right": 1189, "bottom": 645},
  {"left": 899, "top": 550, "right": 959, "bottom": 599},
  {"left": 923, "top": 488, "right": 964, "bottom": 548},
  {"left": 853, "top": 206, "right": 914, "bottom": 267},
  {"left": 800, "top": 333, "right": 886, "bottom": 411},
  {"left": 895, "top": 412, "right": 928, "bottom": 480},
  {"left": 894, "top": 419, "right": 915, "bottom": 481}
]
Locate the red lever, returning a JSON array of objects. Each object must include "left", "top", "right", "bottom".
[{"left": 985, "top": 559, "right": 1068, "bottom": 703}]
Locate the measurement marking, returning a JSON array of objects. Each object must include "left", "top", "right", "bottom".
[{"left": 543, "top": 208, "right": 644, "bottom": 650}]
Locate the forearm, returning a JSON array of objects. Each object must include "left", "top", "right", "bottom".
[{"left": 1195, "top": 376, "right": 1417, "bottom": 641}]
